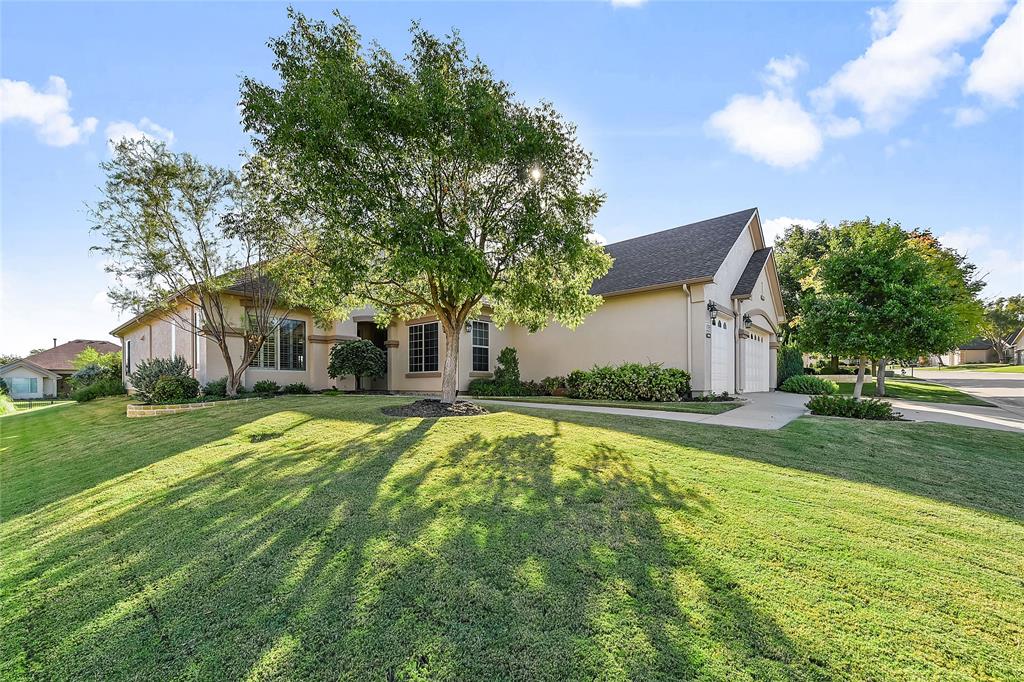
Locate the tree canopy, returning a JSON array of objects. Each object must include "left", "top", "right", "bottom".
[
  {"left": 799, "top": 219, "right": 982, "bottom": 396},
  {"left": 240, "top": 10, "right": 611, "bottom": 402},
  {"left": 981, "top": 295, "right": 1024, "bottom": 359}
]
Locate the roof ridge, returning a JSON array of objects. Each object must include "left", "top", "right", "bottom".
[{"left": 605, "top": 207, "right": 757, "bottom": 248}]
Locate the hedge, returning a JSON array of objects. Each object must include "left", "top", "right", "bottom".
[{"left": 780, "top": 375, "right": 838, "bottom": 395}]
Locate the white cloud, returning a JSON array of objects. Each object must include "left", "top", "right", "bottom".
[
  {"left": 811, "top": 0, "right": 1007, "bottom": 130},
  {"left": 0, "top": 75, "right": 97, "bottom": 146},
  {"left": 761, "top": 55, "right": 807, "bottom": 95},
  {"left": 105, "top": 117, "right": 175, "bottom": 153},
  {"left": 610, "top": 0, "right": 646, "bottom": 6},
  {"left": 965, "top": 0, "right": 1024, "bottom": 106},
  {"left": 953, "top": 106, "right": 988, "bottom": 127},
  {"left": 588, "top": 232, "right": 608, "bottom": 246},
  {"left": 884, "top": 137, "right": 912, "bottom": 158},
  {"left": 823, "top": 116, "right": 862, "bottom": 138},
  {"left": 761, "top": 217, "right": 819, "bottom": 246},
  {"left": 707, "top": 91, "right": 823, "bottom": 168},
  {"left": 937, "top": 226, "right": 1023, "bottom": 298}
]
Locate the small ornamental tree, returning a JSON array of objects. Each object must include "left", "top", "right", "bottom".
[
  {"left": 800, "top": 219, "right": 982, "bottom": 398},
  {"left": 241, "top": 11, "right": 611, "bottom": 403},
  {"left": 328, "top": 340, "right": 387, "bottom": 391},
  {"left": 91, "top": 139, "right": 294, "bottom": 396}
]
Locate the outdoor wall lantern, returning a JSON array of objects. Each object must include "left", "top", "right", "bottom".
[
  {"left": 707, "top": 300, "right": 718, "bottom": 321},
  {"left": 464, "top": 320, "right": 473, "bottom": 334},
  {"left": 743, "top": 313, "right": 753, "bottom": 329}
]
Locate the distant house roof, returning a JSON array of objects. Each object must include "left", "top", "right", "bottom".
[
  {"left": 958, "top": 338, "right": 994, "bottom": 351},
  {"left": 590, "top": 208, "right": 758, "bottom": 297},
  {"left": 1004, "top": 327, "right": 1023, "bottom": 346},
  {"left": 731, "top": 248, "right": 773, "bottom": 299},
  {"left": 24, "top": 339, "right": 121, "bottom": 373},
  {"left": 0, "top": 358, "right": 61, "bottom": 380}
]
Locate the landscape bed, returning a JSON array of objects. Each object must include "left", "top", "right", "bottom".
[
  {"left": 471, "top": 395, "right": 739, "bottom": 414},
  {"left": 2, "top": 396, "right": 1022, "bottom": 680},
  {"left": 834, "top": 379, "right": 991, "bottom": 406}
]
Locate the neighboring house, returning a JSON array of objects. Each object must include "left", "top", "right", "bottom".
[
  {"left": 941, "top": 338, "right": 1000, "bottom": 366},
  {"left": 111, "top": 208, "right": 786, "bottom": 396},
  {"left": 1008, "top": 327, "right": 1024, "bottom": 365},
  {"left": 0, "top": 339, "right": 121, "bottom": 398}
]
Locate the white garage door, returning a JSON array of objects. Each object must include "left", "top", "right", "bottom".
[
  {"left": 710, "top": 317, "right": 734, "bottom": 394},
  {"left": 743, "top": 331, "right": 770, "bottom": 393}
]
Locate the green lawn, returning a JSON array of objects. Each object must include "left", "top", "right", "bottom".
[
  {"left": 2, "top": 396, "right": 1022, "bottom": 680},
  {"left": 472, "top": 394, "right": 739, "bottom": 414},
  {"left": 835, "top": 379, "right": 992, "bottom": 406},
  {"left": 916, "top": 363, "right": 1024, "bottom": 373}
]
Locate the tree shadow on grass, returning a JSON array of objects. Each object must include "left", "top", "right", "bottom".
[
  {"left": 490, "top": 406, "right": 1024, "bottom": 522},
  {"left": 3, "top": 413, "right": 830, "bottom": 680}
]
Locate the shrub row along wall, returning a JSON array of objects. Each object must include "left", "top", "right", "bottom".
[{"left": 126, "top": 396, "right": 265, "bottom": 418}]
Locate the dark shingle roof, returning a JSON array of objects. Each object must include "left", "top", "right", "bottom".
[
  {"left": 590, "top": 208, "right": 757, "bottom": 296},
  {"left": 25, "top": 339, "right": 121, "bottom": 372},
  {"left": 958, "top": 338, "right": 994, "bottom": 351},
  {"left": 731, "top": 248, "right": 772, "bottom": 299}
]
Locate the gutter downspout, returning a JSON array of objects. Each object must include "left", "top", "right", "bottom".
[{"left": 683, "top": 284, "right": 692, "bottom": 373}]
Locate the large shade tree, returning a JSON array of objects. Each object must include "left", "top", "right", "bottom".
[
  {"left": 91, "top": 139, "right": 294, "bottom": 396},
  {"left": 981, "top": 295, "right": 1024, "bottom": 361},
  {"left": 800, "top": 219, "right": 982, "bottom": 397},
  {"left": 240, "top": 11, "right": 611, "bottom": 403}
]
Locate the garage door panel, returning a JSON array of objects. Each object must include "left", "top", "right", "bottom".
[
  {"left": 743, "top": 330, "right": 769, "bottom": 393},
  {"left": 711, "top": 318, "right": 734, "bottom": 394}
]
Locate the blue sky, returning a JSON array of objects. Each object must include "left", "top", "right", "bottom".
[{"left": 2, "top": 1, "right": 1022, "bottom": 356}]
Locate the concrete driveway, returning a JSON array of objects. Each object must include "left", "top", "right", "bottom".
[{"left": 916, "top": 370, "right": 1024, "bottom": 417}]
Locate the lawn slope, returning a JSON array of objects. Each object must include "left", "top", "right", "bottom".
[{"left": 2, "top": 397, "right": 1022, "bottom": 680}]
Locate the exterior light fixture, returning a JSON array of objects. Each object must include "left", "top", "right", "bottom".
[
  {"left": 743, "top": 313, "right": 753, "bottom": 329},
  {"left": 707, "top": 300, "right": 718, "bottom": 321},
  {"left": 464, "top": 320, "right": 473, "bottom": 334}
]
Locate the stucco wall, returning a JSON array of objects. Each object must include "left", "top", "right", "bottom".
[
  {"left": 504, "top": 287, "right": 690, "bottom": 381},
  {"left": 386, "top": 316, "right": 513, "bottom": 393}
]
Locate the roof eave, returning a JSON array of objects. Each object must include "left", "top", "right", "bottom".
[{"left": 597, "top": 276, "right": 715, "bottom": 299}]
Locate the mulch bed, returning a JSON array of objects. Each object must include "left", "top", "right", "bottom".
[{"left": 381, "top": 399, "right": 489, "bottom": 418}]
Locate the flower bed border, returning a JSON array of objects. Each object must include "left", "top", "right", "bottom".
[{"left": 127, "top": 396, "right": 266, "bottom": 418}]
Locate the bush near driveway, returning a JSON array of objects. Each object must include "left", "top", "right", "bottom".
[
  {"left": 566, "top": 363, "right": 691, "bottom": 401},
  {"left": 777, "top": 345, "right": 804, "bottom": 387},
  {"left": 781, "top": 375, "right": 839, "bottom": 395},
  {"left": 1, "top": 397, "right": 1022, "bottom": 680},
  {"left": 807, "top": 394, "right": 901, "bottom": 420}
]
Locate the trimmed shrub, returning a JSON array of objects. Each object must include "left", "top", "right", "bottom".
[
  {"left": 777, "top": 346, "right": 804, "bottom": 388},
  {"left": 541, "top": 376, "right": 566, "bottom": 395},
  {"left": 129, "top": 356, "right": 192, "bottom": 404},
  {"left": 1, "top": 394, "right": 16, "bottom": 415},
  {"left": 493, "top": 347, "right": 520, "bottom": 384},
  {"left": 328, "top": 340, "right": 387, "bottom": 390},
  {"left": 253, "top": 380, "right": 280, "bottom": 395},
  {"left": 151, "top": 375, "right": 201, "bottom": 404},
  {"left": 203, "top": 377, "right": 229, "bottom": 398},
  {"left": 780, "top": 375, "right": 839, "bottom": 395},
  {"left": 566, "top": 363, "right": 691, "bottom": 402},
  {"left": 282, "top": 382, "right": 310, "bottom": 394},
  {"left": 72, "top": 377, "right": 127, "bottom": 402},
  {"left": 807, "top": 395, "right": 901, "bottom": 420}
]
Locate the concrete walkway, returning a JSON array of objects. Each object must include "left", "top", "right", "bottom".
[
  {"left": 470, "top": 391, "right": 809, "bottom": 431},
  {"left": 886, "top": 398, "right": 1024, "bottom": 434}
]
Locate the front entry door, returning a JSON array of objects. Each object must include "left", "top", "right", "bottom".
[{"left": 356, "top": 321, "right": 389, "bottom": 391}]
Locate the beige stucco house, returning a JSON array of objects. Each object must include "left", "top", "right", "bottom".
[{"left": 111, "top": 208, "right": 786, "bottom": 397}]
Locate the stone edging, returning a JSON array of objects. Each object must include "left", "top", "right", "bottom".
[{"left": 126, "top": 396, "right": 265, "bottom": 418}]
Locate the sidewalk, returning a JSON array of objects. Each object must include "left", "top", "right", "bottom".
[
  {"left": 469, "top": 391, "right": 808, "bottom": 431},
  {"left": 886, "top": 398, "right": 1024, "bottom": 434}
]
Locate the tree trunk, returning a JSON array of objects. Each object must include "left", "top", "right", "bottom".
[
  {"left": 355, "top": 374, "right": 361, "bottom": 392},
  {"left": 853, "top": 355, "right": 867, "bottom": 399},
  {"left": 829, "top": 355, "right": 839, "bottom": 374},
  {"left": 219, "top": 340, "right": 239, "bottom": 397},
  {"left": 440, "top": 322, "right": 460, "bottom": 404},
  {"left": 876, "top": 358, "right": 887, "bottom": 397}
]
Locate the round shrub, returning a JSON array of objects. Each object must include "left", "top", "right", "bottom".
[
  {"left": 780, "top": 375, "right": 839, "bottom": 395},
  {"left": 282, "top": 382, "right": 310, "bottom": 394},
  {"left": 328, "top": 340, "right": 386, "bottom": 390},
  {"left": 806, "top": 395, "right": 901, "bottom": 420},
  {"left": 203, "top": 377, "right": 228, "bottom": 397},
  {"left": 129, "top": 356, "right": 193, "bottom": 404},
  {"left": 151, "top": 375, "right": 201, "bottom": 404},
  {"left": 253, "top": 380, "right": 280, "bottom": 395}
]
